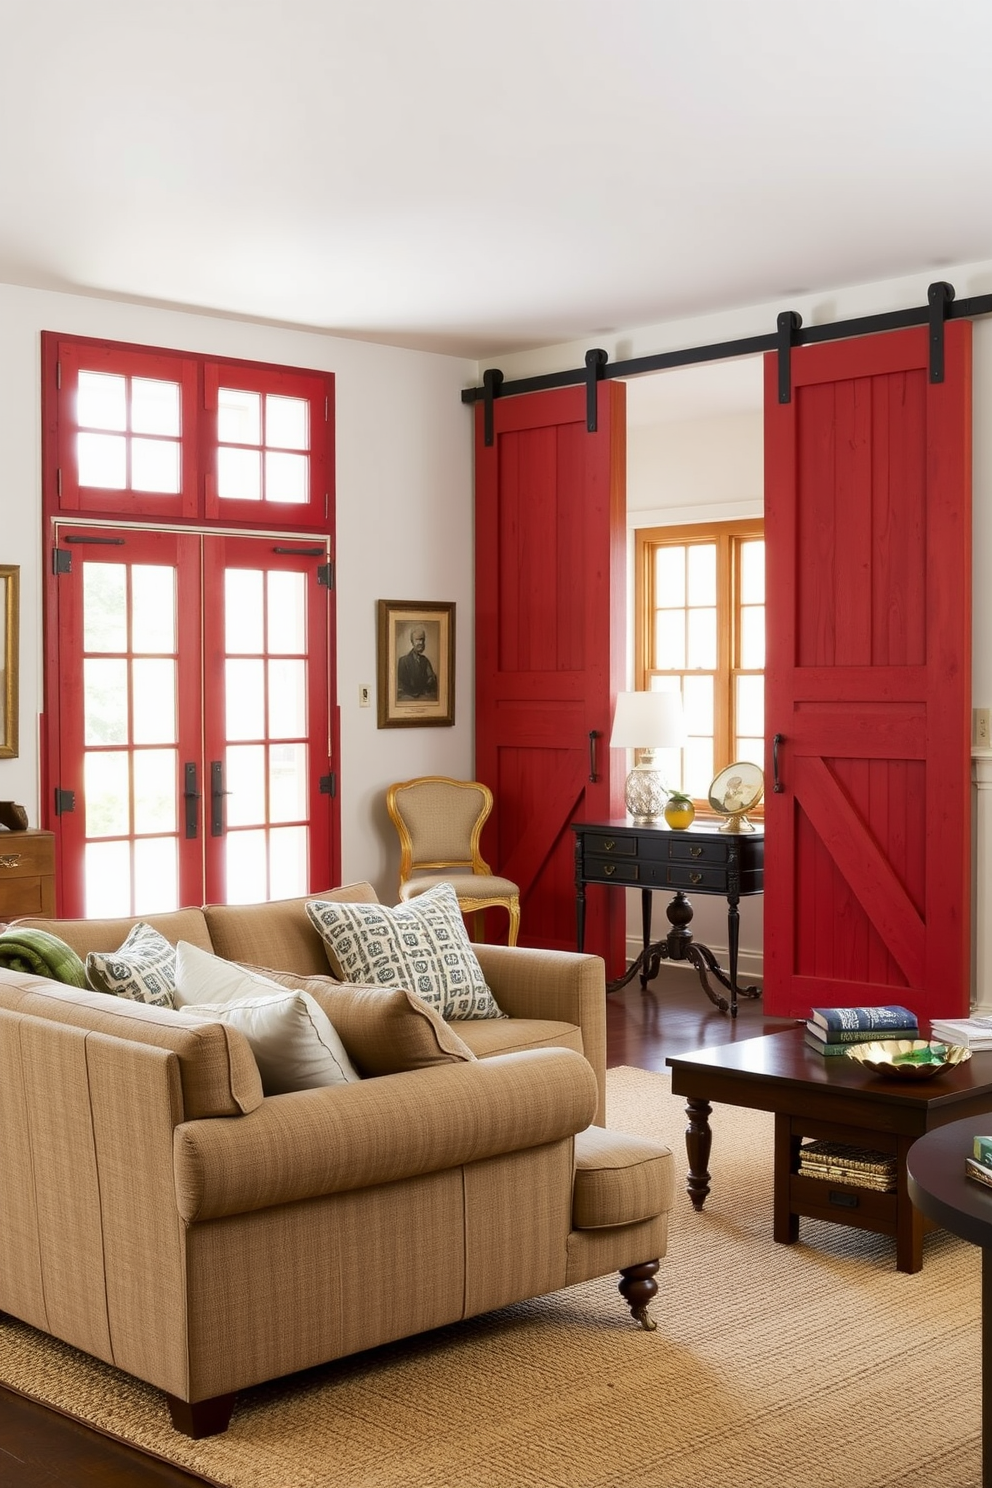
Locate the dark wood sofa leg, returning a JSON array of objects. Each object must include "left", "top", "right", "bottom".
[
  {"left": 166, "top": 1391, "right": 236, "bottom": 1438},
  {"left": 618, "top": 1260, "right": 660, "bottom": 1332}
]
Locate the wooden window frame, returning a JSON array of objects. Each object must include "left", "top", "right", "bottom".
[{"left": 635, "top": 516, "right": 764, "bottom": 815}]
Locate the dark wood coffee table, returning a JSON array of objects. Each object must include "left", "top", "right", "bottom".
[{"left": 667, "top": 1027, "right": 992, "bottom": 1272}]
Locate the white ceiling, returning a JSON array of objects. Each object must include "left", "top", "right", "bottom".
[{"left": 3, "top": 0, "right": 992, "bottom": 422}]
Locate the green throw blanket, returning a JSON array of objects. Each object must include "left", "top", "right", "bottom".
[{"left": 0, "top": 927, "right": 89, "bottom": 988}]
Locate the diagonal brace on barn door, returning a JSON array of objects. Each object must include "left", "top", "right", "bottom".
[
  {"left": 496, "top": 767, "right": 585, "bottom": 900},
  {"left": 794, "top": 755, "right": 925, "bottom": 988}
]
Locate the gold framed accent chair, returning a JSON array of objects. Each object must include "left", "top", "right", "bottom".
[{"left": 386, "top": 776, "right": 521, "bottom": 945}]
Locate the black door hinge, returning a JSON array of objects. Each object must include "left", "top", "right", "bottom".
[
  {"left": 53, "top": 548, "right": 72, "bottom": 575},
  {"left": 319, "top": 773, "right": 337, "bottom": 797},
  {"left": 54, "top": 788, "right": 75, "bottom": 815},
  {"left": 317, "top": 561, "right": 334, "bottom": 589}
]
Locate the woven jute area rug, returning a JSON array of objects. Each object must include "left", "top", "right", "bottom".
[{"left": 0, "top": 1065, "right": 982, "bottom": 1488}]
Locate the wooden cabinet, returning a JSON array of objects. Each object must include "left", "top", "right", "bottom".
[{"left": 0, "top": 830, "right": 56, "bottom": 922}]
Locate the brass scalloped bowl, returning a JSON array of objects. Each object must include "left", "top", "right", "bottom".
[{"left": 845, "top": 1039, "right": 972, "bottom": 1079}]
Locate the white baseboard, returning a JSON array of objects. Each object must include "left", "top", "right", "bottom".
[{"left": 623, "top": 936, "right": 763, "bottom": 983}]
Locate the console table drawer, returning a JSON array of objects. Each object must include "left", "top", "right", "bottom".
[
  {"left": 586, "top": 857, "right": 639, "bottom": 884},
  {"left": 585, "top": 835, "right": 638, "bottom": 858},
  {"left": 667, "top": 836, "right": 732, "bottom": 864},
  {"left": 646, "top": 862, "right": 729, "bottom": 892}
]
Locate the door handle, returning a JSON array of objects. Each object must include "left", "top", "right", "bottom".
[
  {"left": 588, "top": 730, "right": 599, "bottom": 783},
  {"left": 773, "top": 734, "right": 785, "bottom": 793},
  {"left": 183, "top": 762, "right": 201, "bottom": 839},
  {"left": 210, "top": 760, "right": 230, "bottom": 838}
]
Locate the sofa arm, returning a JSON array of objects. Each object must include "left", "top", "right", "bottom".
[
  {"left": 473, "top": 944, "right": 607, "bottom": 1126},
  {"left": 174, "top": 1046, "right": 597, "bottom": 1223}
]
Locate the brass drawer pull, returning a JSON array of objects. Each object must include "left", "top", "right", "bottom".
[
  {"left": 604, "top": 863, "right": 616, "bottom": 876},
  {"left": 604, "top": 839, "right": 615, "bottom": 852},
  {"left": 0, "top": 854, "right": 21, "bottom": 869},
  {"left": 689, "top": 871, "right": 703, "bottom": 885},
  {"left": 690, "top": 846, "right": 703, "bottom": 858}
]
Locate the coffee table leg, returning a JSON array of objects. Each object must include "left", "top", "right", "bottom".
[
  {"left": 773, "top": 1114, "right": 800, "bottom": 1244},
  {"left": 684, "top": 1098, "right": 712, "bottom": 1211},
  {"left": 896, "top": 1135, "right": 924, "bottom": 1274}
]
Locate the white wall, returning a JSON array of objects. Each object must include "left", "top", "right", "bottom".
[{"left": 0, "top": 283, "right": 476, "bottom": 900}]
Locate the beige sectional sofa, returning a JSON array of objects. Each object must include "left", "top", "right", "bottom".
[{"left": 0, "top": 884, "right": 674, "bottom": 1437}]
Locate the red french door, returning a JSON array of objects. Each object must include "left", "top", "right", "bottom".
[
  {"left": 763, "top": 323, "right": 972, "bottom": 1019},
  {"left": 474, "top": 381, "right": 626, "bottom": 968},
  {"left": 53, "top": 525, "right": 333, "bottom": 916}
]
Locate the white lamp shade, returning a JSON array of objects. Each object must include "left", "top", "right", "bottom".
[{"left": 609, "top": 691, "right": 686, "bottom": 750}]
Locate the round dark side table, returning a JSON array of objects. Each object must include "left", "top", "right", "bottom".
[{"left": 907, "top": 1117, "right": 992, "bottom": 1487}]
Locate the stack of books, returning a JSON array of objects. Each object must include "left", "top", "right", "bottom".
[
  {"left": 966, "top": 1134, "right": 992, "bottom": 1189},
  {"left": 804, "top": 1004, "right": 919, "bottom": 1057},
  {"left": 929, "top": 1016, "right": 992, "bottom": 1050},
  {"left": 798, "top": 1140, "right": 897, "bottom": 1192}
]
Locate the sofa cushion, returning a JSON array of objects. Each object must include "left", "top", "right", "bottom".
[
  {"left": 0, "top": 972, "right": 263, "bottom": 1118},
  {"left": 202, "top": 883, "right": 379, "bottom": 977},
  {"left": 306, "top": 883, "right": 503, "bottom": 1020},
  {"left": 10, "top": 908, "right": 214, "bottom": 962},
  {"left": 246, "top": 966, "right": 477, "bottom": 1077},
  {"left": 85, "top": 922, "right": 178, "bottom": 1007},
  {"left": 454, "top": 1017, "right": 584, "bottom": 1062},
  {"left": 572, "top": 1126, "right": 675, "bottom": 1229},
  {"left": 174, "top": 943, "right": 359, "bottom": 1092}
]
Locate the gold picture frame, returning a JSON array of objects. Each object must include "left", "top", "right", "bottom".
[
  {"left": 376, "top": 600, "right": 455, "bottom": 728},
  {"left": 0, "top": 566, "right": 19, "bottom": 759}
]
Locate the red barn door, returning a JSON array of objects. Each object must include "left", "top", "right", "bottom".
[
  {"left": 764, "top": 323, "right": 972, "bottom": 1019},
  {"left": 475, "top": 381, "right": 626, "bottom": 968}
]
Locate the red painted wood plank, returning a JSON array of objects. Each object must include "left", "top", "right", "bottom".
[{"left": 787, "top": 705, "right": 924, "bottom": 759}]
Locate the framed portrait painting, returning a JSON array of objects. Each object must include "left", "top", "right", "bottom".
[
  {"left": 377, "top": 600, "right": 455, "bottom": 728},
  {"left": 0, "top": 565, "right": 19, "bottom": 759}
]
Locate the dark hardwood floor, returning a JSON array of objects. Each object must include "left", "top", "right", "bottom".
[{"left": 0, "top": 963, "right": 791, "bottom": 1487}]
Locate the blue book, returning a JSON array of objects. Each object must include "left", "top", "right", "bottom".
[{"left": 809, "top": 1005, "right": 918, "bottom": 1033}]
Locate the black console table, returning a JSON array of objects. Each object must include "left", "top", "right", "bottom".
[{"left": 572, "top": 819, "right": 764, "bottom": 1016}]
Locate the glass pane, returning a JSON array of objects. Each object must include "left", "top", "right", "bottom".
[
  {"left": 687, "top": 544, "right": 717, "bottom": 606},
  {"left": 84, "top": 751, "right": 130, "bottom": 836},
  {"left": 218, "top": 387, "right": 261, "bottom": 444},
  {"left": 737, "top": 674, "right": 764, "bottom": 738},
  {"left": 654, "top": 610, "right": 685, "bottom": 669},
  {"left": 268, "top": 660, "right": 307, "bottom": 738},
  {"left": 134, "top": 837, "right": 178, "bottom": 914},
  {"left": 77, "top": 371, "right": 126, "bottom": 431},
  {"left": 735, "top": 739, "right": 765, "bottom": 774},
  {"left": 85, "top": 840, "right": 132, "bottom": 917},
  {"left": 131, "top": 566, "right": 176, "bottom": 654},
  {"left": 133, "top": 748, "right": 177, "bottom": 833},
  {"left": 226, "top": 659, "right": 265, "bottom": 739},
  {"left": 687, "top": 607, "right": 717, "bottom": 669},
  {"left": 225, "top": 829, "right": 267, "bottom": 904},
  {"left": 269, "top": 826, "right": 308, "bottom": 898},
  {"left": 267, "top": 571, "right": 306, "bottom": 654},
  {"left": 265, "top": 450, "right": 308, "bottom": 504},
  {"left": 269, "top": 743, "right": 308, "bottom": 822},
  {"left": 132, "top": 437, "right": 180, "bottom": 493},
  {"left": 132, "top": 659, "right": 176, "bottom": 744},
  {"left": 225, "top": 569, "right": 265, "bottom": 654},
  {"left": 218, "top": 446, "right": 261, "bottom": 501},
  {"left": 84, "top": 658, "right": 128, "bottom": 745},
  {"left": 131, "top": 378, "right": 180, "bottom": 436},
  {"left": 653, "top": 546, "right": 684, "bottom": 607},
  {"left": 683, "top": 673, "right": 713, "bottom": 734},
  {"left": 685, "top": 737, "right": 714, "bottom": 800},
  {"left": 266, "top": 394, "right": 309, "bottom": 450},
  {"left": 78, "top": 431, "right": 126, "bottom": 488},
  {"left": 226, "top": 744, "right": 266, "bottom": 827},
  {"left": 740, "top": 540, "right": 765, "bottom": 606},
  {"left": 740, "top": 605, "right": 765, "bottom": 669},
  {"left": 83, "top": 563, "right": 127, "bottom": 652}
]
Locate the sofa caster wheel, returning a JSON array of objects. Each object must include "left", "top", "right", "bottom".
[{"left": 618, "top": 1260, "right": 660, "bottom": 1330}]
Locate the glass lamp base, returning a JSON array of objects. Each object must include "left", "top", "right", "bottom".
[{"left": 624, "top": 767, "right": 666, "bottom": 824}]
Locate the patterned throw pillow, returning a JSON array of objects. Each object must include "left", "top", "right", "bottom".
[
  {"left": 85, "top": 922, "right": 177, "bottom": 1007},
  {"left": 305, "top": 882, "right": 504, "bottom": 1021}
]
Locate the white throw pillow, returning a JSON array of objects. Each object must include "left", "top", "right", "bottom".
[
  {"left": 305, "top": 881, "right": 504, "bottom": 1020},
  {"left": 174, "top": 942, "right": 359, "bottom": 1093},
  {"left": 86, "top": 922, "right": 177, "bottom": 1007}
]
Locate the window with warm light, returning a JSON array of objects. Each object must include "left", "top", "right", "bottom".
[{"left": 635, "top": 518, "right": 764, "bottom": 807}]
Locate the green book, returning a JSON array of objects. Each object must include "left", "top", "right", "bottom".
[
  {"left": 804, "top": 1031, "right": 852, "bottom": 1057},
  {"left": 973, "top": 1135, "right": 992, "bottom": 1166}
]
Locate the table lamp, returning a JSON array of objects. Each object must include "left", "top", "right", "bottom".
[{"left": 610, "top": 691, "right": 686, "bottom": 823}]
